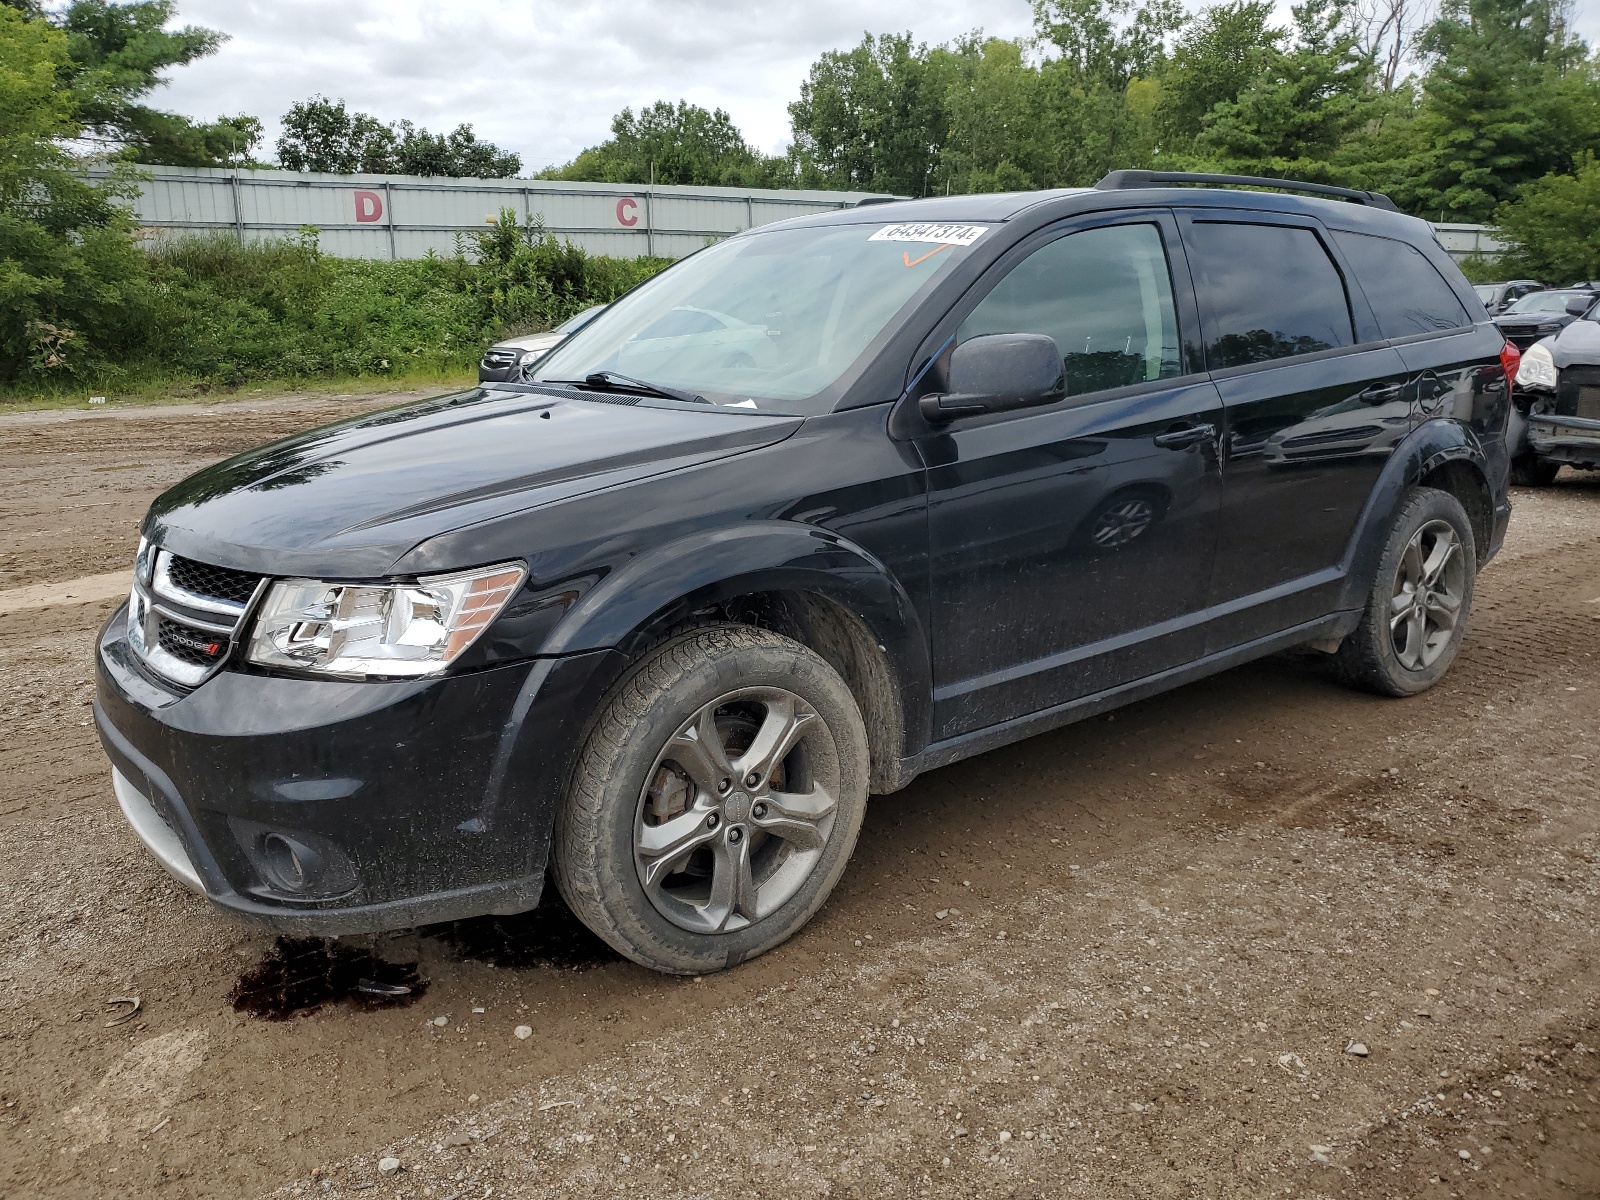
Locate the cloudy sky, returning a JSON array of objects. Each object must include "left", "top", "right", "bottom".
[
  {"left": 156, "top": 0, "right": 1034, "bottom": 170},
  {"left": 153, "top": 0, "right": 1600, "bottom": 173}
]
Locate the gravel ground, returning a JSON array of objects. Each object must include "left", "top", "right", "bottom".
[{"left": 0, "top": 392, "right": 1597, "bottom": 1200}]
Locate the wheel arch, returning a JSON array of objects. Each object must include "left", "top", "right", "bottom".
[
  {"left": 540, "top": 522, "right": 933, "bottom": 793},
  {"left": 1336, "top": 418, "right": 1494, "bottom": 611}
]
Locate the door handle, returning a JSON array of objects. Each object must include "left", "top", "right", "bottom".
[
  {"left": 1358, "top": 382, "right": 1406, "bottom": 405},
  {"left": 1153, "top": 422, "right": 1216, "bottom": 450}
]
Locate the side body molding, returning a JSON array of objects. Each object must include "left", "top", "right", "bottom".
[{"left": 539, "top": 520, "right": 936, "bottom": 771}]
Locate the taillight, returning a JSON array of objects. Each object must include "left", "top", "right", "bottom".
[{"left": 1499, "top": 339, "right": 1520, "bottom": 392}]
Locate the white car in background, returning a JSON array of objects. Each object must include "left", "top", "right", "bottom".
[{"left": 479, "top": 305, "right": 607, "bottom": 382}]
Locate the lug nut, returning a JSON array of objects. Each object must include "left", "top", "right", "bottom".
[
  {"left": 728, "top": 827, "right": 744, "bottom": 844},
  {"left": 706, "top": 813, "right": 720, "bottom": 830},
  {"left": 752, "top": 802, "right": 768, "bottom": 819},
  {"left": 717, "top": 777, "right": 732, "bottom": 794},
  {"left": 745, "top": 772, "right": 760, "bottom": 787}
]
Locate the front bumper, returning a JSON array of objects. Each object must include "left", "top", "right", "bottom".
[
  {"left": 1528, "top": 414, "right": 1600, "bottom": 467},
  {"left": 95, "top": 603, "right": 624, "bottom": 934}
]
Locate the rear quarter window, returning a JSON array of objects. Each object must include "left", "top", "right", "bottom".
[{"left": 1332, "top": 230, "right": 1471, "bottom": 338}]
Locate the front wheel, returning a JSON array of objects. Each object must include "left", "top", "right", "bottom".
[
  {"left": 1333, "top": 487, "right": 1477, "bottom": 697},
  {"left": 553, "top": 626, "right": 869, "bottom": 974}
]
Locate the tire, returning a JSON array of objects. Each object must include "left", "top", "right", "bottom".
[
  {"left": 1332, "top": 487, "right": 1477, "bottom": 697},
  {"left": 553, "top": 625, "right": 870, "bottom": 974},
  {"left": 1510, "top": 454, "right": 1561, "bottom": 487}
]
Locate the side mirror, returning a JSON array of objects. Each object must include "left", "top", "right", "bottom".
[
  {"left": 919, "top": 333, "right": 1066, "bottom": 423},
  {"left": 1565, "top": 295, "right": 1593, "bottom": 317}
]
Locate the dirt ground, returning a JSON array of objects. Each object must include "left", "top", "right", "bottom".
[{"left": 1, "top": 392, "right": 1598, "bottom": 1200}]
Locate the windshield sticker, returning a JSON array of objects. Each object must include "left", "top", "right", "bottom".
[{"left": 869, "top": 223, "right": 989, "bottom": 247}]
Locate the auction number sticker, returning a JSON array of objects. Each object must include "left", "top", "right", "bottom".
[{"left": 869, "top": 223, "right": 989, "bottom": 246}]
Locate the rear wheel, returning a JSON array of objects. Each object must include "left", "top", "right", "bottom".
[
  {"left": 1510, "top": 454, "right": 1560, "bottom": 487},
  {"left": 553, "top": 626, "right": 869, "bottom": 974},
  {"left": 1333, "top": 487, "right": 1476, "bottom": 697}
]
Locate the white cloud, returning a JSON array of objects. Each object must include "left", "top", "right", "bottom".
[{"left": 155, "top": 0, "right": 1036, "bottom": 169}]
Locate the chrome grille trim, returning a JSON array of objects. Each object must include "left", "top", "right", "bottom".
[{"left": 129, "top": 549, "right": 268, "bottom": 687}]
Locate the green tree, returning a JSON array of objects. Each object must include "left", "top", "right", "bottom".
[
  {"left": 936, "top": 36, "right": 1046, "bottom": 193},
  {"left": 53, "top": 0, "right": 257, "bottom": 166},
  {"left": 542, "top": 100, "right": 778, "bottom": 187},
  {"left": 0, "top": 5, "right": 149, "bottom": 380},
  {"left": 1493, "top": 152, "right": 1600, "bottom": 281},
  {"left": 788, "top": 33, "right": 955, "bottom": 195},
  {"left": 1407, "top": 0, "right": 1599, "bottom": 222},
  {"left": 1189, "top": 0, "right": 1376, "bottom": 180},
  {"left": 276, "top": 96, "right": 520, "bottom": 177},
  {"left": 1155, "top": 0, "right": 1279, "bottom": 151}
]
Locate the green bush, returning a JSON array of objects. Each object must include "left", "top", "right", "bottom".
[{"left": 2, "top": 214, "right": 671, "bottom": 394}]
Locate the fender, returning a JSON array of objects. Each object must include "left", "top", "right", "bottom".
[
  {"left": 539, "top": 520, "right": 936, "bottom": 764},
  {"left": 1335, "top": 417, "right": 1489, "bottom": 612}
]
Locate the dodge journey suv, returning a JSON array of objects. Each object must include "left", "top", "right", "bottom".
[{"left": 96, "top": 172, "right": 1514, "bottom": 974}]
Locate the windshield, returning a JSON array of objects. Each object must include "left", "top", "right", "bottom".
[
  {"left": 557, "top": 305, "right": 604, "bottom": 333},
  {"left": 531, "top": 221, "right": 984, "bottom": 414},
  {"left": 1505, "top": 291, "right": 1571, "bottom": 314},
  {"left": 1474, "top": 285, "right": 1496, "bottom": 303}
]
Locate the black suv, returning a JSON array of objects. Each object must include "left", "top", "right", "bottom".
[{"left": 96, "top": 172, "right": 1513, "bottom": 974}]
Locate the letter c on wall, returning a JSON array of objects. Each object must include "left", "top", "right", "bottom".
[
  {"left": 354, "top": 190, "right": 384, "bottom": 223},
  {"left": 616, "top": 197, "right": 638, "bottom": 228}
]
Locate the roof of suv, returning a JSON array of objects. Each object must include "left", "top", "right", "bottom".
[{"left": 776, "top": 180, "right": 1429, "bottom": 242}]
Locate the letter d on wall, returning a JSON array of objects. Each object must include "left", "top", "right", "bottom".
[{"left": 354, "top": 190, "right": 384, "bottom": 223}]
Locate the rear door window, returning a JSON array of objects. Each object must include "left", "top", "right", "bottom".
[
  {"left": 1184, "top": 221, "right": 1354, "bottom": 369},
  {"left": 1332, "top": 230, "right": 1470, "bottom": 338}
]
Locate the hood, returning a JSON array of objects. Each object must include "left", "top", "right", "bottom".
[
  {"left": 1493, "top": 310, "right": 1569, "bottom": 331},
  {"left": 147, "top": 389, "right": 802, "bottom": 577},
  {"left": 1549, "top": 318, "right": 1600, "bottom": 369},
  {"left": 496, "top": 330, "right": 565, "bottom": 353}
]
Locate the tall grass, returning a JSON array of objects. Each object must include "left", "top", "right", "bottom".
[{"left": 3, "top": 213, "right": 670, "bottom": 398}]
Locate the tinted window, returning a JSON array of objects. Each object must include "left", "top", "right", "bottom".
[
  {"left": 1332, "top": 230, "right": 1470, "bottom": 337},
  {"left": 1186, "top": 222, "right": 1353, "bottom": 369},
  {"left": 958, "top": 223, "right": 1182, "bottom": 396}
]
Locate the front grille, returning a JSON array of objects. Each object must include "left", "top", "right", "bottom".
[
  {"left": 166, "top": 554, "right": 260, "bottom": 605},
  {"left": 481, "top": 348, "right": 520, "bottom": 369},
  {"left": 129, "top": 549, "right": 265, "bottom": 687},
  {"left": 156, "top": 616, "right": 230, "bottom": 667},
  {"left": 1499, "top": 324, "right": 1547, "bottom": 348},
  {"left": 1557, "top": 366, "right": 1600, "bottom": 420}
]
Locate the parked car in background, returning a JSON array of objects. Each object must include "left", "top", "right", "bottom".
[
  {"left": 479, "top": 305, "right": 607, "bottom": 382},
  {"left": 96, "top": 172, "right": 1512, "bottom": 975},
  {"left": 1475, "top": 279, "right": 1546, "bottom": 314},
  {"left": 1494, "top": 288, "right": 1598, "bottom": 350},
  {"left": 1512, "top": 298, "right": 1600, "bottom": 484}
]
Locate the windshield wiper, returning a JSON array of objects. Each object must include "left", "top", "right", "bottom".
[{"left": 544, "top": 371, "right": 707, "bottom": 405}]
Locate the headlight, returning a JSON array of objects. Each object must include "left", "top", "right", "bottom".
[
  {"left": 245, "top": 562, "right": 525, "bottom": 678},
  {"left": 1517, "top": 342, "right": 1558, "bottom": 390}
]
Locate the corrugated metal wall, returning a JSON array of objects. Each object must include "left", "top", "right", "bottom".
[
  {"left": 93, "top": 165, "right": 1506, "bottom": 265},
  {"left": 1431, "top": 223, "right": 1509, "bottom": 263},
  {"left": 93, "top": 165, "right": 891, "bottom": 260}
]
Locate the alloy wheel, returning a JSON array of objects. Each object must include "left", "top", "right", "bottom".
[
  {"left": 1389, "top": 519, "right": 1465, "bottom": 671},
  {"left": 633, "top": 687, "right": 840, "bottom": 934},
  {"left": 1091, "top": 498, "right": 1156, "bottom": 548}
]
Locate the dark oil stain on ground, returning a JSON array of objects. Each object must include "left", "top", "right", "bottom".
[
  {"left": 229, "top": 935, "right": 428, "bottom": 1020},
  {"left": 422, "top": 893, "right": 621, "bottom": 971}
]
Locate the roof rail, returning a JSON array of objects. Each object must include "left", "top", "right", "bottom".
[
  {"left": 1095, "top": 170, "right": 1400, "bottom": 212},
  {"left": 853, "top": 195, "right": 900, "bottom": 207}
]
